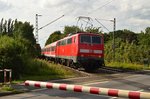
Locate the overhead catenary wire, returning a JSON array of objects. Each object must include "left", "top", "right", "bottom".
[
  {"left": 81, "top": 19, "right": 93, "bottom": 28},
  {"left": 38, "top": 15, "right": 65, "bottom": 30},
  {"left": 96, "top": 18, "right": 114, "bottom": 22},
  {"left": 95, "top": 18, "right": 110, "bottom": 32},
  {"left": 87, "top": 0, "right": 115, "bottom": 15}
]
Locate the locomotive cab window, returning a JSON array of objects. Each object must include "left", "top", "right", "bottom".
[
  {"left": 92, "top": 36, "right": 101, "bottom": 44},
  {"left": 80, "top": 35, "right": 91, "bottom": 44}
]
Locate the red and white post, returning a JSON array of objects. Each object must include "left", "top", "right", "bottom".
[
  {"left": 4, "top": 69, "right": 7, "bottom": 83},
  {"left": 0, "top": 69, "right": 12, "bottom": 84}
]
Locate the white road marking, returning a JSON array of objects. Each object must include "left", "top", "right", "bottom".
[
  {"left": 109, "top": 97, "right": 118, "bottom": 99},
  {"left": 112, "top": 74, "right": 121, "bottom": 76},
  {"left": 137, "top": 89, "right": 144, "bottom": 92},
  {"left": 124, "top": 74, "right": 143, "bottom": 79},
  {"left": 31, "top": 88, "right": 47, "bottom": 92},
  {"left": 51, "top": 76, "right": 91, "bottom": 82},
  {"left": 83, "top": 81, "right": 109, "bottom": 86}
]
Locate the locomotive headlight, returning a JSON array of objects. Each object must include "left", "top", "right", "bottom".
[
  {"left": 98, "top": 55, "right": 101, "bottom": 58},
  {"left": 81, "top": 54, "right": 84, "bottom": 57}
]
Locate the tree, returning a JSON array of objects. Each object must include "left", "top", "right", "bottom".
[
  {"left": 85, "top": 27, "right": 102, "bottom": 34},
  {"left": 13, "top": 21, "right": 36, "bottom": 44},
  {"left": 109, "top": 29, "right": 138, "bottom": 44},
  {"left": 104, "top": 33, "right": 111, "bottom": 43},
  {"left": 0, "top": 18, "right": 14, "bottom": 36},
  {"left": 64, "top": 26, "right": 81, "bottom": 36},
  {"left": 13, "top": 21, "right": 41, "bottom": 57},
  {"left": 145, "top": 27, "right": 150, "bottom": 34},
  {"left": 45, "top": 31, "right": 62, "bottom": 45},
  {"left": 104, "top": 27, "right": 150, "bottom": 64}
]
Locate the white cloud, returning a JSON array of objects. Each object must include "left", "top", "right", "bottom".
[
  {"left": 40, "top": 0, "right": 68, "bottom": 7},
  {"left": 0, "top": 0, "right": 12, "bottom": 11},
  {"left": 129, "top": 18, "right": 150, "bottom": 26}
]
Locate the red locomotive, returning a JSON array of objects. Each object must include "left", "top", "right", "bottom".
[{"left": 42, "top": 32, "right": 104, "bottom": 71}]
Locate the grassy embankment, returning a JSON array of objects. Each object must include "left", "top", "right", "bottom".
[
  {"left": 18, "top": 59, "right": 79, "bottom": 81},
  {"left": 106, "top": 61, "right": 149, "bottom": 70}
]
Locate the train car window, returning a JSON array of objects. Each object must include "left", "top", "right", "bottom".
[
  {"left": 57, "top": 41, "right": 60, "bottom": 46},
  {"left": 53, "top": 46, "right": 56, "bottom": 51},
  {"left": 49, "top": 46, "right": 56, "bottom": 51},
  {"left": 60, "top": 41, "right": 63, "bottom": 45},
  {"left": 67, "top": 38, "right": 72, "bottom": 44},
  {"left": 51, "top": 47, "right": 54, "bottom": 51},
  {"left": 62, "top": 40, "right": 66, "bottom": 45},
  {"left": 74, "top": 37, "right": 76, "bottom": 43},
  {"left": 80, "top": 35, "right": 91, "bottom": 43}
]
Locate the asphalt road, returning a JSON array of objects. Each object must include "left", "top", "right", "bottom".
[{"left": 1, "top": 73, "right": 150, "bottom": 99}]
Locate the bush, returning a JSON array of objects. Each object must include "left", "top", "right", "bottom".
[{"left": 0, "top": 36, "right": 29, "bottom": 79}]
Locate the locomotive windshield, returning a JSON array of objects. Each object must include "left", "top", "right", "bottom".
[
  {"left": 92, "top": 36, "right": 101, "bottom": 44},
  {"left": 80, "top": 35, "right": 101, "bottom": 44},
  {"left": 80, "top": 35, "right": 91, "bottom": 43}
]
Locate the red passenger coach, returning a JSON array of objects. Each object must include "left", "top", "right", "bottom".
[
  {"left": 42, "top": 32, "right": 104, "bottom": 72},
  {"left": 41, "top": 42, "right": 57, "bottom": 61}
]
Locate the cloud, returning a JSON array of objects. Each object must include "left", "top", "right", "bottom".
[
  {"left": 0, "top": 0, "right": 12, "bottom": 12},
  {"left": 39, "top": 0, "right": 96, "bottom": 16},
  {"left": 40, "top": 0, "right": 69, "bottom": 8},
  {"left": 137, "top": 8, "right": 150, "bottom": 20}
]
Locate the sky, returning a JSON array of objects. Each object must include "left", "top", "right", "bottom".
[{"left": 0, "top": 0, "right": 150, "bottom": 47}]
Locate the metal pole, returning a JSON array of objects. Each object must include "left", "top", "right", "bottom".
[
  {"left": 35, "top": 14, "right": 38, "bottom": 44},
  {"left": 4, "top": 69, "right": 6, "bottom": 84},
  {"left": 35, "top": 14, "right": 42, "bottom": 44},
  {"left": 9, "top": 69, "right": 12, "bottom": 83},
  {"left": 113, "top": 18, "right": 116, "bottom": 61}
]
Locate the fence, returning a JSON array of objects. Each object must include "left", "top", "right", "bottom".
[
  {"left": 25, "top": 80, "right": 150, "bottom": 99},
  {"left": 0, "top": 69, "right": 12, "bottom": 84}
]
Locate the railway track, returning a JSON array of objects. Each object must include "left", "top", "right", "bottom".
[
  {"left": 96, "top": 66, "right": 150, "bottom": 75},
  {"left": 76, "top": 66, "right": 126, "bottom": 75},
  {"left": 97, "top": 66, "right": 125, "bottom": 73},
  {"left": 42, "top": 59, "right": 150, "bottom": 76},
  {"left": 48, "top": 59, "right": 127, "bottom": 74}
]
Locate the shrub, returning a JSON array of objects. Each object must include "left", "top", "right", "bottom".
[{"left": 0, "top": 36, "right": 29, "bottom": 79}]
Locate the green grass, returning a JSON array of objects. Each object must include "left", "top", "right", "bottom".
[
  {"left": 20, "top": 59, "right": 78, "bottom": 81},
  {"left": 0, "top": 84, "right": 23, "bottom": 94},
  {"left": 106, "top": 62, "right": 145, "bottom": 70},
  {"left": 0, "top": 85, "right": 14, "bottom": 92}
]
